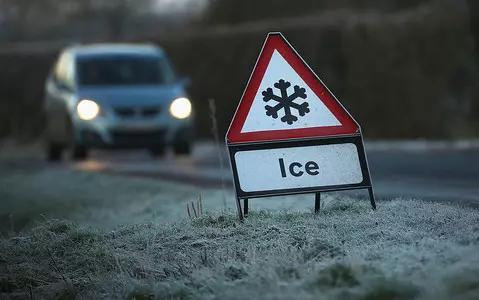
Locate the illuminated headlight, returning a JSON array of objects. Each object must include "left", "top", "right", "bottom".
[
  {"left": 77, "top": 99, "right": 100, "bottom": 120},
  {"left": 170, "top": 97, "right": 192, "bottom": 119}
]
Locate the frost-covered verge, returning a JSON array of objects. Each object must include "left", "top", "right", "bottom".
[
  {"left": 0, "top": 168, "right": 339, "bottom": 233},
  {"left": 0, "top": 169, "right": 235, "bottom": 233},
  {"left": 1, "top": 198, "right": 479, "bottom": 300}
]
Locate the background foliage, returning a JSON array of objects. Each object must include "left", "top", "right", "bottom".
[{"left": 0, "top": 0, "right": 476, "bottom": 140}]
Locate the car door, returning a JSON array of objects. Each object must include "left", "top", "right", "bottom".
[{"left": 44, "top": 52, "right": 76, "bottom": 143}]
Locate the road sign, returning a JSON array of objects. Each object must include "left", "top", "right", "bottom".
[
  {"left": 227, "top": 33, "right": 359, "bottom": 144},
  {"left": 226, "top": 32, "right": 375, "bottom": 221}
]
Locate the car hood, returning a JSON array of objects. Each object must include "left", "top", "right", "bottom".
[{"left": 77, "top": 85, "right": 186, "bottom": 108}]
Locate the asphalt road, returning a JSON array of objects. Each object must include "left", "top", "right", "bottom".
[
  {"left": 201, "top": 145, "right": 479, "bottom": 207},
  {"left": 2, "top": 141, "right": 479, "bottom": 208}
]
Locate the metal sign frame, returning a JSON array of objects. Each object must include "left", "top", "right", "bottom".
[{"left": 225, "top": 32, "right": 376, "bottom": 221}]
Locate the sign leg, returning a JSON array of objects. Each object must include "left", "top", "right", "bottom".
[
  {"left": 236, "top": 197, "right": 244, "bottom": 222},
  {"left": 244, "top": 198, "right": 249, "bottom": 217},
  {"left": 368, "top": 187, "right": 376, "bottom": 210},
  {"left": 314, "top": 193, "right": 321, "bottom": 213}
]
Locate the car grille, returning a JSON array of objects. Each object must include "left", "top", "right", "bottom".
[
  {"left": 115, "top": 108, "right": 135, "bottom": 118},
  {"left": 109, "top": 129, "right": 166, "bottom": 146},
  {"left": 142, "top": 108, "right": 160, "bottom": 118},
  {"left": 114, "top": 107, "right": 160, "bottom": 118}
]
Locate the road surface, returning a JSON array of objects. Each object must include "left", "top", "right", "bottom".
[{"left": 1, "top": 141, "right": 478, "bottom": 208}]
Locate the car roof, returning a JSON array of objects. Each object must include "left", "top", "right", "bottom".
[{"left": 66, "top": 43, "right": 165, "bottom": 58}]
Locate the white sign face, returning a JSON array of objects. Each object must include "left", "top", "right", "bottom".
[
  {"left": 240, "top": 50, "right": 341, "bottom": 133},
  {"left": 234, "top": 143, "right": 363, "bottom": 192}
]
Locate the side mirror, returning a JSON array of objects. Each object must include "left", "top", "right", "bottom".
[
  {"left": 178, "top": 77, "right": 191, "bottom": 88},
  {"left": 56, "top": 80, "right": 74, "bottom": 93}
]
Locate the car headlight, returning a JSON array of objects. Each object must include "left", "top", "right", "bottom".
[
  {"left": 77, "top": 99, "right": 100, "bottom": 120},
  {"left": 170, "top": 97, "right": 192, "bottom": 119}
]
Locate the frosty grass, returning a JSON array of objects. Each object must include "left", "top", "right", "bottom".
[{"left": 1, "top": 170, "right": 479, "bottom": 299}]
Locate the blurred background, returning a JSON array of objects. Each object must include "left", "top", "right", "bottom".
[
  {"left": 0, "top": 0, "right": 478, "bottom": 141},
  {"left": 1, "top": 0, "right": 479, "bottom": 236}
]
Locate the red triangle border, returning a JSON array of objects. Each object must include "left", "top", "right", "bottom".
[{"left": 226, "top": 33, "right": 359, "bottom": 144}]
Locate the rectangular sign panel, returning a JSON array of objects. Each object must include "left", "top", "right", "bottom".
[{"left": 234, "top": 143, "right": 363, "bottom": 193}]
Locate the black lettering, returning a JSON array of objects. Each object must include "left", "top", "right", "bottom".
[
  {"left": 279, "top": 158, "right": 287, "bottom": 178},
  {"left": 289, "top": 162, "right": 304, "bottom": 177},
  {"left": 305, "top": 161, "right": 319, "bottom": 175}
]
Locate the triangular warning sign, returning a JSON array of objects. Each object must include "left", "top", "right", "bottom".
[{"left": 227, "top": 32, "right": 359, "bottom": 144}]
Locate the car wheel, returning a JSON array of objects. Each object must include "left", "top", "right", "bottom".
[
  {"left": 72, "top": 146, "right": 88, "bottom": 161},
  {"left": 46, "top": 142, "right": 63, "bottom": 162},
  {"left": 173, "top": 142, "right": 192, "bottom": 156},
  {"left": 149, "top": 146, "right": 166, "bottom": 157}
]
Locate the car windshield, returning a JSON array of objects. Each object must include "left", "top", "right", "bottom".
[{"left": 76, "top": 54, "right": 177, "bottom": 86}]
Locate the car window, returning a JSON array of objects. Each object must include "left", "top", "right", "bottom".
[{"left": 76, "top": 54, "right": 177, "bottom": 86}]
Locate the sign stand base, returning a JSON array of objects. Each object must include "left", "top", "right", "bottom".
[
  {"left": 236, "top": 188, "right": 376, "bottom": 222},
  {"left": 315, "top": 193, "right": 321, "bottom": 213},
  {"left": 368, "top": 187, "right": 377, "bottom": 210}
]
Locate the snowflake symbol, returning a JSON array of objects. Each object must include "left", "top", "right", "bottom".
[{"left": 262, "top": 79, "right": 310, "bottom": 125}]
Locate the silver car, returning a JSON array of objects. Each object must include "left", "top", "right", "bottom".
[{"left": 42, "top": 43, "right": 194, "bottom": 161}]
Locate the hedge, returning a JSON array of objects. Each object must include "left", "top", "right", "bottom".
[{"left": 0, "top": 4, "right": 475, "bottom": 140}]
